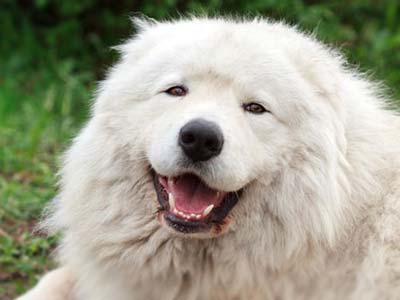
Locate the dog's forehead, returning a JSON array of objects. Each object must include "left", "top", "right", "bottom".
[
  {"left": 104, "top": 20, "right": 335, "bottom": 119},
  {"left": 136, "top": 23, "right": 297, "bottom": 91}
]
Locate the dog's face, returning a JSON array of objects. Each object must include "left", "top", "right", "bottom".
[
  {"left": 140, "top": 27, "right": 298, "bottom": 237},
  {"left": 148, "top": 67, "right": 288, "bottom": 236},
  {"left": 75, "top": 19, "right": 346, "bottom": 249}
]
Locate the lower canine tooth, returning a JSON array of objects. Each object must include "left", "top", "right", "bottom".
[
  {"left": 168, "top": 193, "right": 175, "bottom": 209},
  {"left": 203, "top": 204, "right": 214, "bottom": 217}
]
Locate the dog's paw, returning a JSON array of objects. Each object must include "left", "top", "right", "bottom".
[{"left": 16, "top": 267, "right": 75, "bottom": 300}]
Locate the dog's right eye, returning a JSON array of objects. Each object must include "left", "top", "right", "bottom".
[
  {"left": 165, "top": 86, "right": 187, "bottom": 97},
  {"left": 243, "top": 102, "right": 270, "bottom": 114}
]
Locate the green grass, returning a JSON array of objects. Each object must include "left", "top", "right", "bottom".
[
  {"left": 1, "top": 1, "right": 400, "bottom": 299},
  {"left": 0, "top": 19, "right": 93, "bottom": 297},
  {"left": 0, "top": 71, "right": 92, "bottom": 299}
]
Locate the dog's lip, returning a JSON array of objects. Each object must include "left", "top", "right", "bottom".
[{"left": 152, "top": 171, "right": 242, "bottom": 233}]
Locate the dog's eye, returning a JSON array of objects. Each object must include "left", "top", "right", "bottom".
[
  {"left": 165, "top": 86, "right": 187, "bottom": 97},
  {"left": 243, "top": 102, "right": 269, "bottom": 114}
]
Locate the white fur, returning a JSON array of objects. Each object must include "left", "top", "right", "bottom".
[{"left": 19, "top": 17, "right": 400, "bottom": 300}]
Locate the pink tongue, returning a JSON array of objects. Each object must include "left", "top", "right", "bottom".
[{"left": 169, "top": 174, "right": 226, "bottom": 214}]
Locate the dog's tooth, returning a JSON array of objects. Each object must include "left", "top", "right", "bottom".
[
  {"left": 190, "top": 213, "right": 196, "bottom": 218},
  {"left": 173, "top": 208, "right": 178, "bottom": 214},
  {"left": 195, "top": 215, "right": 201, "bottom": 219},
  {"left": 168, "top": 177, "right": 176, "bottom": 186},
  {"left": 203, "top": 204, "right": 214, "bottom": 217},
  {"left": 168, "top": 193, "right": 175, "bottom": 209}
]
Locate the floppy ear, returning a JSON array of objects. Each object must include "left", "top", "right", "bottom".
[{"left": 267, "top": 36, "right": 352, "bottom": 252}]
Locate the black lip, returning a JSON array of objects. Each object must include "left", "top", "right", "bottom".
[
  {"left": 164, "top": 213, "right": 210, "bottom": 233},
  {"left": 152, "top": 171, "right": 241, "bottom": 234}
]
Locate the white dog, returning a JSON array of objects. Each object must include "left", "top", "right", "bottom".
[{"left": 18, "top": 17, "right": 400, "bottom": 300}]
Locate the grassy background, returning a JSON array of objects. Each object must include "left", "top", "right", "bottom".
[{"left": 1, "top": 1, "right": 399, "bottom": 298}]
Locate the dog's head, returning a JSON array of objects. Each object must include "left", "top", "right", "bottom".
[{"left": 56, "top": 18, "right": 355, "bottom": 269}]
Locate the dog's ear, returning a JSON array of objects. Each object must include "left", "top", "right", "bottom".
[
  {"left": 111, "top": 15, "right": 158, "bottom": 62},
  {"left": 130, "top": 15, "right": 158, "bottom": 33}
]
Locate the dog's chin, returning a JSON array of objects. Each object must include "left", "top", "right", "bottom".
[{"left": 152, "top": 170, "right": 243, "bottom": 238}]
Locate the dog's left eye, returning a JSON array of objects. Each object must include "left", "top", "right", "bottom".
[
  {"left": 165, "top": 86, "right": 187, "bottom": 97},
  {"left": 243, "top": 102, "right": 269, "bottom": 114}
]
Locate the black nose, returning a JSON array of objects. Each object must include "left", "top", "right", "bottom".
[{"left": 179, "top": 119, "right": 224, "bottom": 162}]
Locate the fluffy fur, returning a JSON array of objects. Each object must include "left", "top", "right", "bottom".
[{"left": 19, "top": 17, "right": 400, "bottom": 300}]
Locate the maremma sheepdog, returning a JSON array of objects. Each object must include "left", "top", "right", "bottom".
[{"left": 19, "top": 17, "right": 400, "bottom": 300}]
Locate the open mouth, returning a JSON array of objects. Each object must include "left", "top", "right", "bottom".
[{"left": 153, "top": 172, "right": 241, "bottom": 234}]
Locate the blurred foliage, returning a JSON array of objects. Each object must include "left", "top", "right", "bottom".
[{"left": 0, "top": 1, "right": 399, "bottom": 298}]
